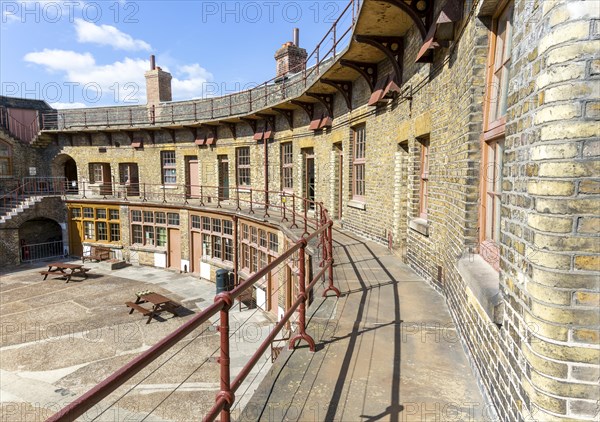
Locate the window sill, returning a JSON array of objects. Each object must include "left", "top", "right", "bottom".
[
  {"left": 83, "top": 242, "right": 123, "bottom": 249},
  {"left": 130, "top": 246, "right": 167, "bottom": 254},
  {"left": 409, "top": 218, "right": 429, "bottom": 236},
  {"left": 457, "top": 254, "right": 503, "bottom": 325},
  {"left": 348, "top": 200, "right": 366, "bottom": 210},
  {"left": 161, "top": 185, "right": 178, "bottom": 190}
]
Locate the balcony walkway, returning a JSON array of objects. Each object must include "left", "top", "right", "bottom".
[{"left": 241, "top": 227, "right": 490, "bottom": 422}]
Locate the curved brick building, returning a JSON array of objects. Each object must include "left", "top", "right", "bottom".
[{"left": 1, "top": 0, "right": 598, "bottom": 420}]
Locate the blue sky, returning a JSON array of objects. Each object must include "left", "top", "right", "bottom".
[{"left": 0, "top": 1, "right": 350, "bottom": 108}]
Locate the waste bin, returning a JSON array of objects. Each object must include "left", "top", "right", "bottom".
[{"left": 216, "top": 269, "right": 233, "bottom": 294}]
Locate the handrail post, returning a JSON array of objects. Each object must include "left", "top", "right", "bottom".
[
  {"left": 162, "top": 185, "right": 166, "bottom": 203},
  {"left": 281, "top": 192, "right": 288, "bottom": 222},
  {"left": 142, "top": 183, "right": 147, "bottom": 202},
  {"left": 289, "top": 240, "right": 316, "bottom": 352},
  {"left": 215, "top": 294, "right": 234, "bottom": 422},
  {"left": 81, "top": 180, "right": 87, "bottom": 199},
  {"left": 323, "top": 223, "right": 340, "bottom": 297},
  {"left": 200, "top": 185, "right": 205, "bottom": 207},
  {"left": 217, "top": 185, "right": 222, "bottom": 208},
  {"left": 236, "top": 188, "right": 241, "bottom": 211},
  {"left": 302, "top": 198, "right": 308, "bottom": 237},
  {"left": 291, "top": 195, "right": 298, "bottom": 228},
  {"left": 249, "top": 189, "right": 254, "bottom": 214}
]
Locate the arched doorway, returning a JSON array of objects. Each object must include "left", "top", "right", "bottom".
[
  {"left": 19, "top": 218, "right": 64, "bottom": 262},
  {"left": 52, "top": 154, "right": 78, "bottom": 194},
  {"left": 64, "top": 158, "right": 78, "bottom": 193}
]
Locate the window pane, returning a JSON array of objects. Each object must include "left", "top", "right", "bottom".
[
  {"left": 168, "top": 213, "right": 180, "bottom": 226},
  {"left": 132, "top": 225, "right": 143, "bottom": 244},
  {"left": 84, "top": 221, "right": 95, "bottom": 239},
  {"left": 144, "top": 226, "right": 155, "bottom": 246},
  {"left": 84, "top": 208, "right": 94, "bottom": 218},
  {"left": 155, "top": 212, "right": 166, "bottom": 224},
  {"left": 110, "top": 223, "right": 120, "bottom": 242},
  {"left": 213, "top": 236, "right": 222, "bottom": 259},
  {"left": 202, "top": 217, "right": 211, "bottom": 231},
  {"left": 224, "top": 238, "right": 233, "bottom": 262},
  {"left": 109, "top": 209, "right": 119, "bottom": 220},
  {"left": 269, "top": 233, "right": 278, "bottom": 252},
  {"left": 71, "top": 208, "right": 81, "bottom": 218},
  {"left": 223, "top": 220, "right": 233, "bottom": 235},
  {"left": 212, "top": 218, "right": 221, "bottom": 233},
  {"left": 0, "top": 158, "right": 10, "bottom": 176},
  {"left": 156, "top": 227, "right": 167, "bottom": 247},
  {"left": 96, "top": 222, "right": 107, "bottom": 241},
  {"left": 192, "top": 215, "right": 201, "bottom": 229},
  {"left": 132, "top": 210, "right": 142, "bottom": 222},
  {"left": 202, "top": 234, "right": 211, "bottom": 257},
  {"left": 143, "top": 211, "right": 154, "bottom": 223}
]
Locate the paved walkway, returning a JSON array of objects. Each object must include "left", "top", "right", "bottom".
[{"left": 242, "top": 228, "right": 489, "bottom": 422}]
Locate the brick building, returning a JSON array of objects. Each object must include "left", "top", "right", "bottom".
[{"left": 1, "top": 0, "right": 598, "bottom": 420}]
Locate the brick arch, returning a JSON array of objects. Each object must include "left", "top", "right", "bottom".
[{"left": 52, "top": 153, "right": 78, "bottom": 193}]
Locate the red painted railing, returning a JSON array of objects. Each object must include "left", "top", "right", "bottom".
[
  {"left": 0, "top": 177, "right": 66, "bottom": 217},
  {"left": 42, "top": 183, "right": 339, "bottom": 422},
  {"left": 39, "top": 0, "right": 362, "bottom": 131}
]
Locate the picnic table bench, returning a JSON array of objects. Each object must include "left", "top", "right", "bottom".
[
  {"left": 40, "top": 263, "right": 91, "bottom": 283},
  {"left": 81, "top": 246, "right": 111, "bottom": 263},
  {"left": 126, "top": 292, "right": 181, "bottom": 324}
]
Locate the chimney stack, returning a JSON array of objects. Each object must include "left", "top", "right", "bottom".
[
  {"left": 145, "top": 55, "right": 172, "bottom": 104},
  {"left": 275, "top": 28, "right": 307, "bottom": 79}
]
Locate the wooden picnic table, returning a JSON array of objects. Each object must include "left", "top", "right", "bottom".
[
  {"left": 40, "top": 262, "right": 91, "bottom": 283},
  {"left": 125, "top": 292, "right": 181, "bottom": 324}
]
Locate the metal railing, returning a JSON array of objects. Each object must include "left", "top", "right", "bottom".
[
  {"left": 0, "top": 177, "right": 66, "bottom": 217},
  {"left": 39, "top": 0, "right": 361, "bottom": 131},
  {"left": 46, "top": 184, "right": 339, "bottom": 422},
  {"left": 0, "top": 106, "right": 40, "bottom": 143},
  {"left": 20, "top": 240, "right": 64, "bottom": 262}
]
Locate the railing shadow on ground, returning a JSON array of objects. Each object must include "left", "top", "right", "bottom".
[{"left": 244, "top": 227, "right": 404, "bottom": 422}]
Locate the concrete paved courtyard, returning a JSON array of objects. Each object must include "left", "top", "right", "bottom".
[{"left": 0, "top": 261, "right": 273, "bottom": 421}]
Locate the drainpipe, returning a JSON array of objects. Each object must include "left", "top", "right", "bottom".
[
  {"left": 233, "top": 216, "right": 238, "bottom": 286},
  {"left": 264, "top": 138, "right": 269, "bottom": 207}
]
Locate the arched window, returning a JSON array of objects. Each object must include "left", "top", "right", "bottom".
[{"left": 0, "top": 141, "right": 12, "bottom": 177}]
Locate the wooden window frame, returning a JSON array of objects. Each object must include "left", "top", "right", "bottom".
[
  {"left": 236, "top": 147, "right": 251, "bottom": 187},
  {"left": 483, "top": 0, "right": 513, "bottom": 139},
  {"left": 0, "top": 141, "right": 12, "bottom": 177},
  {"left": 161, "top": 151, "right": 177, "bottom": 185},
  {"left": 130, "top": 208, "right": 179, "bottom": 248},
  {"left": 281, "top": 142, "right": 294, "bottom": 191},
  {"left": 478, "top": 0, "right": 513, "bottom": 271},
  {"left": 418, "top": 138, "right": 430, "bottom": 220},
  {"left": 68, "top": 204, "right": 120, "bottom": 245},
  {"left": 352, "top": 125, "right": 366, "bottom": 201},
  {"left": 190, "top": 212, "right": 234, "bottom": 264},
  {"left": 89, "top": 163, "right": 110, "bottom": 184}
]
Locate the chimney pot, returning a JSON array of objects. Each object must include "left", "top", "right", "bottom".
[
  {"left": 150, "top": 55, "right": 156, "bottom": 70},
  {"left": 293, "top": 28, "right": 300, "bottom": 47}
]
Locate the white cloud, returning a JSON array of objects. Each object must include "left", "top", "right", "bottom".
[
  {"left": 24, "top": 49, "right": 95, "bottom": 71},
  {"left": 50, "top": 102, "right": 87, "bottom": 109},
  {"left": 74, "top": 18, "right": 151, "bottom": 52},
  {"left": 24, "top": 49, "right": 214, "bottom": 104},
  {"left": 172, "top": 64, "right": 213, "bottom": 100}
]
